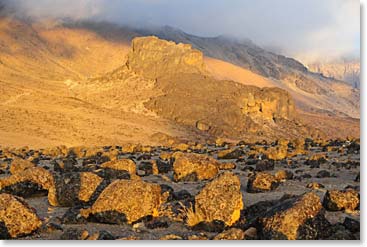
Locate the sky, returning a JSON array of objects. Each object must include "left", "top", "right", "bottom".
[{"left": 2, "top": 0, "right": 361, "bottom": 64}]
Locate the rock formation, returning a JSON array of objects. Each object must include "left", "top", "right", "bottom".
[
  {"left": 0, "top": 193, "right": 42, "bottom": 239},
  {"left": 194, "top": 172, "right": 243, "bottom": 226},
  {"left": 80, "top": 179, "right": 164, "bottom": 224},
  {"left": 172, "top": 152, "right": 219, "bottom": 182},
  {"left": 124, "top": 36, "right": 306, "bottom": 140}
]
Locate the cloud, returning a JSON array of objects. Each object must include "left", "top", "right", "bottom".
[{"left": 1, "top": 0, "right": 360, "bottom": 63}]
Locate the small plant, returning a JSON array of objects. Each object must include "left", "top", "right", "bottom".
[{"left": 178, "top": 202, "right": 207, "bottom": 227}]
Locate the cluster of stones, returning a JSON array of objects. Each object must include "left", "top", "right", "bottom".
[{"left": 0, "top": 138, "right": 360, "bottom": 240}]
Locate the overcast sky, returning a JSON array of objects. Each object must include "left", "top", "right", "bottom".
[{"left": 2, "top": 0, "right": 360, "bottom": 63}]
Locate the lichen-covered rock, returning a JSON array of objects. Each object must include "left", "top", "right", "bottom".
[
  {"left": 48, "top": 172, "right": 104, "bottom": 207},
  {"left": 323, "top": 189, "right": 359, "bottom": 212},
  {"left": 217, "top": 162, "right": 236, "bottom": 170},
  {"left": 213, "top": 228, "right": 245, "bottom": 240},
  {"left": 194, "top": 173, "right": 243, "bottom": 226},
  {"left": 306, "top": 182, "right": 325, "bottom": 190},
  {"left": 79, "top": 172, "right": 104, "bottom": 203},
  {"left": 266, "top": 145, "right": 288, "bottom": 160},
  {"left": 0, "top": 167, "right": 54, "bottom": 199},
  {"left": 9, "top": 157, "right": 36, "bottom": 175},
  {"left": 247, "top": 172, "right": 279, "bottom": 193},
  {"left": 80, "top": 179, "right": 165, "bottom": 224},
  {"left": 173, "top": 152, "right": 219, "bottom": 182},
  {"left": 258, "top": 192, "right": 329, "bottom": 240},
  {"left": 172, "top": 143, "right": 190, "bottom": 152},
  {"left": 275, "top": 170, "right": 294, "bottom": 181},
  {"left": 100, "top": 159, "right": 136, "bottom": 176},
  {"left": 217, "top": 149, "right": 243, "bottom": 160},
  {"left": 0, "top": 193, "right": 42, "bottom": 239}
]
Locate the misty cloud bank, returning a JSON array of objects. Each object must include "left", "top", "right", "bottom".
[{"left": 1, "top": 0, "right": 360, "bottom": 63}]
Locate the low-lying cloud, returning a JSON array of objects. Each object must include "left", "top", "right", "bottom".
[{"left": 1, "top": 0, "right": 360, "bottom": 64}]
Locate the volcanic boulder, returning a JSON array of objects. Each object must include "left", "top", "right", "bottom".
[
  {"left": 0, "top": 167, "right": 54, "bottom": 198},
  {"left": 258, "top": 192, "right": 330, "bottom": 240},
  {"left": 172, "top": 152, "right": 219, "bottom": 182},
  {"left": 194, "top": 172, "right": 243, "bottom": 226},
  {"left": 323, "top": 189, "right": 359, "bottom": 212},
  {"left": 9, "top": 157, "right": 36, "bottom": 175},
  {"left": 0, "top": 194, "right": 42, "bottom": 239},
  {"left": 247, "top": 172, "right": 280, "bottom": 193},
  {"left": 80, "top": 179, "right": 165, "bottom": 224}
]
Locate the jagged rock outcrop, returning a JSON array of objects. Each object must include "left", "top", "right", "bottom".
[
  {"left": 126, "top": 37, "right": 304, "bottom": 140},
  {"left": 126, "top": 36, "right": 207, "bottom": 80},
  {"left": 242, "top": 88, "right": 295, "bottom": 121}
]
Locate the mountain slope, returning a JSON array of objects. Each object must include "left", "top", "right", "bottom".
[
  {"left": 135, "top": 26, "right": 360, "bottom": 119},
  {"left": 0, "top": 18, "right": 360, "bottom": 147},
  {"left": 308, "top": 60, "right": 360, "bottom": 88}
]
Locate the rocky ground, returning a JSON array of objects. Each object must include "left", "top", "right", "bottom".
[{"left": 0, "top": 138, "right": 360, "bottom": 240}]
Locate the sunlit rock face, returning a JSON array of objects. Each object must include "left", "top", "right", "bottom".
[{"left": 126, "top": 36, "right": 207, "bottom": 80}]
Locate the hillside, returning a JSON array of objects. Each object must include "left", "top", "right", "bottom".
[{"left": 0, "top": 17, "right": 360, "bottom": 148}]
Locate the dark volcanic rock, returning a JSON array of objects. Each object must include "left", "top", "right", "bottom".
[
  {"left": 156, "top": 159, "right": 172, "bottom": 174},
  {"left": 323, "top": 189, "right": 360, "bottom": 212},
  {"left": 255, "top": 160, "right": 275, "bottom": 172},
  {"left": 53, "top": 173, "right": 81, "bottom": 207},
  {"left": 61, "top": 207, "right": 88, "bottom": 224},
  {"left": 257, "top": 192, "right": 330, "bottom": 240},
  {"left": 60, "top": 228, "right": 90, "bottom": 240},
  {"left": 316, "top": 170, "right": 331, "bottom": 178},
  {"left": 343, "top": 217, "right": 360, "bottom": 233},
  {"left": 96, "top": 230, "right": 116, "bottom": 240},
  {"left": 172, "top": 190, "right": 194, "bottom": 201},
  {"left": 145, "top": 218, "right": 170, "bottom": 229},
  {"left": 191, "top": 220, "right": 226, "bottom": 233},
  {"left": 87, "top": 211, "right": 128, "bottom": 225},
  {"left": 96, "top": 168, "right": 131, "bottom": 180},
  {"left": 217, "top": 149, "right": 243, "bottom": 160},
  {"left": 0, "top": 221, "right": 11, "bottom": 240},
  {"left": 327, "top": 223, "right": 356, "bottom": 240},
  {"left": 0, "top": 181, "right": 48, "bottom": 198},
  {"left": 247, "top": 172, "right": 279, "bottom": 193},
  {"left": 347, "top": 141, "right": 360, "bottom": 154}
]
